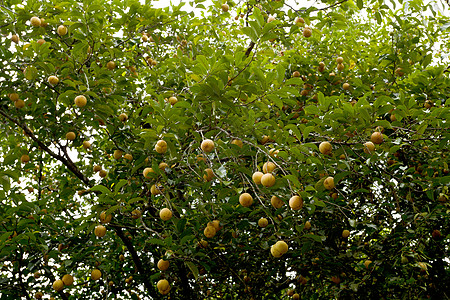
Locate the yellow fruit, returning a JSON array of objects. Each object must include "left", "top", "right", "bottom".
[
  {"left": 151, "top": 184, "right": 163, "bottom": 195},
  {"left": 261, "top": 173, "right": 275, "bottom": 187},
  {"left": 267, "top": 16, "right": 275, "bottom": 23},
  {"left": 364, "top": 260, "right": 372, "bottom": 269},
  {"left": 106, "top": 61, "right": 116, "bottom": 70},
  {"left": 143, "top": 167, "right": 155, "bottom": 179},
  {"left": 37, "top": 39, "right": 45, "bottom": 45},
  {"left": 252, "top": 171, "right": 264, "bottom": 184},
  {"left": 94, "top": 225, "right": 106, "bottom": 237},
  {"left": 371, "top": 132, "right": 383, "bottom": 144},
  {"left": 271, "top": 196, "right": 284, "bottom": 208},
  {"left": 52, "top": 279, "right": 64, "bottom": 291},
  {"left": 303, "top": 27, "right": 312, "bottom": 37},
  {"left": 124, "top": 153, "right": 133, "bottom": 160},
  {"left": 11, "top": 34, "right": 19, "bottom": 43},
  {"left": 83, "top": 141, "right": 91, "bottom": 149},
  {"left": 40, "top": 18, "right": 47, "bottom": 27},
  {"left": 66, "top": 132, "right": 76, "bottom": 141},
  {"left": 269, "top": 149, "right": 279, "bottom": 157},
  {"left": 159, "top": 162, "right": 169, "bottom": 171},
  {"left": 62, "top": 274, "right": 74, "bottom": 286},
  {"left": 198, "top": 239, "right": 208, "bottom": 248},
  {"left": 208, "top": 220, "right": 221, "bottom": 232},
  {"left": 46, "top": 75, "right": 59, "bottom": 86},
  {"left": 113, "top": 149, "right": 123, "bottom": 159},
  {"left": 91, "top": 269, "right": 102, "bottom": 280},
  {"left": 160, "top": 208, "right": 172, "bottom": 221},
  {"left": 9, "top": 93, "right": 19, "bottom": 101},
  {"left": 231, "top": 139, "right": 243, "bottom": 148},
  {"left": 30, "top": 17, "right": 41, "bottom": 27},
  {"left": 131, "top": 209, "right": 142, "bottom": 219},
  {"left": 21, "top": 154, "right": 30, "bottom": 163},
  {"left": 157, "top": 279, "right": 171, "bottom": 295},
  {"left": 35, "top": 291, "right": 43, "bottom": 299},
  {"left": 262, "top": 162, "right": 276, "bottom": 173},
  {"left": 201, "top": 139, "right": 215, "bottom": 153},
  {"left": 155, "top": 140, "right": 168, "bottom": 154},
  {"left": 93, "top": 165, "right": 102, "bottom": 173},
  {"left": 258, "top": 217, "right": 268, "bottom": 228},
  {"left": 119, "top": 113, "right": 128, "bottom": 121},
  {"left": 289, "top": 195, "right": 303, "bottom": 210},
  {"left": 363, "top": 141, "right": 375, "bottom": 154},
  {"left": 293, "top": 293, "right": 300, "bottom": 300},
  {"left": 292, "top": 71, "right": 301, "bottom": 77},
  {"left": 271, "top": 241, "right": 288, "bottom": 257},
  {"left": 14, "top": 99, "right": 25, "bottom": 108},
  {"left": 57, "top": 25, "right": 68, "bottom": 36},
  {"left": 304, "top": 221, "right": 311, "bottom": 230},
  {"left": 221, "top": 4, "right": 229, "bottom": 12},
  {"left": 204, "top": 225, "right": 216, "bottom": 238},
  {"left": 319, "top": 141, "right": 332, "bottom": 155},
  {"left": 239, "top": 193, "right": 253, "bottom": 207},
  {"left": 337, "top": 63, "right": 344, "bottom": 71},
  {"left": 342, "top": 229, "right": 350, "bottom": 238},
  {"left": 336, "top": 57, "right": 344, "bottom": 64},
  {"left": 99, "top": 169, "right": 107, "bottom": 178},
  {"left": 100, "top": 211, "right": 112, "bottom": 224},
  {"left": 342, "top": 82, "right": 350, "bottom": 90},
  {"left": 203, "top": 168, "right": 214, "bottom": 182},
  {"left": 157, "top": 259, "right": 169, "bottom": 271},
  {"left": 74, "top": 95, "right": 87, "bottom": 107},
  {"left": 168, "top": 96, "right": 178, "bottom": 105},
  {"left": 323, "top": 177, "right": 335, "bottom": 190},
  {"left": 295, "top": 17, "right": 305, "bottom": 24}
]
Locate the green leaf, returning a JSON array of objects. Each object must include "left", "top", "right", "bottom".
[
  {"left": 90, "top": 185, "right": 111, "bottom": 195},
  {"left": 186, "top": 261, "right": 199, "bottom": 280}
]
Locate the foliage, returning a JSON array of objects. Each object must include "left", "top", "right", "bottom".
[{"left": 0, "top": 0, "right": 449, "bottom": 299}]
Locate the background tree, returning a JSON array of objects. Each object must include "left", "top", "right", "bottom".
[{"left": 0, "top": 0, "right": 449, "bottom": 299}]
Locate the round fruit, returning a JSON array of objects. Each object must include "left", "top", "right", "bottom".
[
  {"left": 342, "top": 229, "right": 350, "bottom": 238},
  {"left": 52, "top": 279, "right": 64, "bottom": 291},
  {"left": 323, "top": 177, "right": 335, "bottom": 190},
  {"left": 155, "top": 140, "right": 168, "bottom": 154},
  {"left": 93, "top": 165, "right": 102, "bottom": 173},
  {"left": 9, "top": 93, "right": 19, "bottom": 101},
  {"left": 94, "top": 225, "right": 106, "bottom": 237},
  {"left": 267, "top": 16, "right": 275, "bottom": 23},
  {"left": 119, "top": 113, "right": 128, "bottom": 121},
  {"left": 292, "top": 71, "right": 301, "bottom": 77},
  {"left": 364, "top": 260, "right": 372, "bottom": 269},
  {"left": 46, "top": 75, "right": 59, "bottom": 86},
  {"left": 271, "top": 241, "right": 288, "bottom": 257},
  {"left": 66, "top": 132, "right": 76, "bottom": 141},
  {"left": 30, "top": 17, "right": 41, "bottom": 27},
  {"left": 168, "top": 96, "right": 178, "bottom": 105},
  {"left": 35, "top": 292, "right": 43, "bottom": 299},
  {"left": 100, "top": 211, "right": 112, "bottom": 224},
  {"left": 271, "top": 196, "right": 284, "bottom": 208},
  {"left": 289, "top": 195, "right": 303, "bottom": 210},
  {"left": 231, "top": 139, "right": 243, "bottom": 148},
  {"left": 143, "top": 167, "right": 155, "bottom": 179},
  {"left": 157, "top": 279, "right": 171, "bottom": 295},
  {"left": 160, "top": 208, "right": 172, "bottom": 221},
  {"left": 258, "top": 217, "right": 268, "bottom": 228},
  {"left": 203, "top": 168, "right": 214, "bottom": 181},
  {"left": 14, "top": 99, "right": 25, "bottom": 108},
  {"left": 83, "top": 141, "right": 91, "bottom": 149},
  {"left": 11, "top": 34, "right": 19, "bottom": 43},
  {"left": 209, "top": 220, "right": 221, "bottom": 232},
  {"left": 336, "top": 57, "right": 344, "bottom": 64},
  {"left": 342, "top": 82, "right": 350, "bottom": 90},
  {"left": 293, "top": 294, "right": 300, "bottom": 300},
  {"left": 113, "top": 149, "right": 123, "bottom": 159},
  {"left": 295, "top": 17, "right": 305, "bottom": 24},
  {"left": 151, "top": 184, "right": 163, "bottom": 195},
  {"left": 91, "top": 269, "right": 102, "bottom": 280},
  {"left": 319, "top": 141, "right": 332, "bottom": 155},
  {"left": 74, "top": 95, "right": 87, "bottom": 107},
  {"left": 201, "top": 139, "right": 215, "bottom": 153},
  {"left": 304, "top": 221, "right": 311, "bottom": 230},
  {"left": 252, "top": 171, "right": 264, "bottom": 184},
  {"left": 159, "top": 162, "right": 169, "bottom": 171},
  {"left": 303, "top": 27, "right": 312, "bottom": 37},
  {"left": 124, "top": 153, "right": 133, "bottom": 160},
  {"left": 157, "top": 259, "right": 169, "bottom": 271},
  {"left": 337, "top": 63, "right": 345, "bottom": 71},
  {"left": 57, "top": 25, "right": 68, "bottom": 36},
  {"left": 37, "top": 39, "right": 45, "bottom": 45},
  {"left": 204, "top": 225, "right": 216, "bottom": 238},
  {"left": 371, "top": 132, "right": 383, "bottom": 144},
  {"left": 21, "top": 154, "right": 30, "bottom": 163},
  {"left": 62, "top": 274, "right": 73, "bottom": 286},
  {"left": 261, "top": 173, "right": 275, "bottom": 187},
  {"left": 263, "top": 162, "right": 276, "bottom": 173},
  {"left": 99, "top": 170, "right": 107, "bottom": 178},
  {"left": 131, "top": 209, "right": 142, "bottom": 219},
  {"left": 363, "top": 141, "right": 375, "bottom": 154},
  {"left": 269, "top": 149, "right": 279, "bottom": 157},
  {"left": 221, "top": 4, "right": 229, "bottom": 12},
  {"left": 106, "top": 61, "right": 116, "bottom": 70},
  {"left": 239, "top": 193, "right": 253, "bottom": 207}
]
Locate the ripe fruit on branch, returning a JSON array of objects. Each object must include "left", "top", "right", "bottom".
[
  {"left": 371, "top": 132, "right": 383, "bottom": 144},
  {"left": 168, "top": 96, "right": 177, "bottom": 105},
  {"left": 113, "top": 150, "right": 123, "bottom": 159},
  {"left": 11, "top": 34, "right": 19, "bottom": 43},
  {"left": 93, "top": 165, "right": 102, "bottom": 173},
  {"left": 14, "top": 99, "right": 25, "bottom": 108},
  {"left": 363, "top": 141, "right": 375, "bottom": 154},
  {"left": 62, "top": 274, "right": 74, "bottom": 286},
  {"left": 295, "top": 17, "right": 305, "bottom": 24},
  {"left": 57, "top": 25, "right": 68, "bottom": 36},
  {"left": 270, "top": 241, "right": 288, "bottom": 257},
  {"left": 100, "top": 211, "right": 112, "bottom": 224},
  {"left": 208, "top": 220, "right": 221, "bottom": 232},
  {"left": 106, "top": 61, "right": 116, "bottom": 70},
  {"left": 119, "top": 113, "right": 128, "bottom": 121},
  {"left": 83, "top": 141, "right": 91, "bottom": 149},
  {"left": 221, "top": 4, "right": 229, "bottom": 12},
  {"left": 74, "top": 95, "right": 87, "bottom": 107},
  {"left": 263, "top": 162, "right": 276, "bottom": 173},
  {"left": 131, "top": 209, "right": 142, "bottom": 219},
  {"left": 124, "top": 153, "right": 133, "bottom": 160},
  {"left": 292, "top": 71, "right": 301, "bottom": 77},
  {"left": 151, "top": 184, "right": 163, "bottom": 195},
  {"left": 342, "top": 82, "right": 350, "bottom": 90},
  {"left": 271, "top": 196, "right": 284, "bottom": 208},
  {"left": 52, "top": 279, "right": 64, "bottom": 291},
  {"left": 157, "top": 279, "right": 171, "bottom": 295},
  {"left": 252, "top": 172, "right": 264, "bottom": 184},
  {"left": 323, "top": 177, "right": 335, "bottom": 190},
  {"left": 203, "top": 168, "right": 214, "bottom": 181},
  {"left": 204, "top": 225, "right": 216, "bottom": 238},
  {"left": 155, "top": 140, "right": 168, "bottom": 154},
  {"left": 160, "top": 208, "right": 172, "bottom": 221},
  {"left": 258, "top": 217, "right": 268, "bottom": 228},
  {"left": 319, "top": 141, "right": 332, "bottom": 155},
  {"left": 91, "top": 269, "right": 102, "bottom": 280},
  {"left": 261, "top": 173, "right": 275, "bottom": 187},
  {"left": 9, "top": 93, "right": 19, "bottom": 101},
  {"left": 289, "top": 195, "right": 303, "bottom": 210},
  {"left": 239, "top": 193, "right": 253, "bottom": 207},
  {"left": 336, "top": 57, "right": 344, "bottom": 64},
  {"left": 66, "top": 132, "right": 76, "bottom": 141},
  {"left": 21, "top": 154, "right": 30, "bottom": 163},
  {"left": 364, "top": 260, "right": 372, "bottom": 269},
  {"left": 267, "top": 16, "right": 275, "bottom": 23},
  {"left": 143, "top": 167, "right": 154, "bottom": 179},
  {"left": 99, "top": 170, "right": 107, "bottom": 178},
  {"left": 342, "top": 229, "right": 350, "bottom": 238},
  {"left": 157, "top": 259, "right": 169, "bottom": 271},
  {"left": 231, "top": 139, "right": 243, "bottom": 148},
  {"left": 201, "top": 139, "right": 215, "bottom": 153},
  {"left": 337, "top": 63, "right": 345, "bottom": 71},
  {"left": 94, "top": 225, "right": 106, "bottom": 237},
  {"left": 159, "top": 162, "right": 169, "bottom": 171},
  {"left": 304, "top": 221, "right": 311, "bottom": 230},
  {"left": 303, "top": 27, "right": 312, "bottom": 37},
  {"left": 30, "top": 17, "right": 41, "bottom": 27}
]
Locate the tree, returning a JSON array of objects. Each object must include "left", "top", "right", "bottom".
[{"left": 0, "top": 0, "right": 449, "bottom": 299}]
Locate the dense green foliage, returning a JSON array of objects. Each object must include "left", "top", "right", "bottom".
[{"left": 0, "top": 0, "right": 449, "bottom": 299}]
